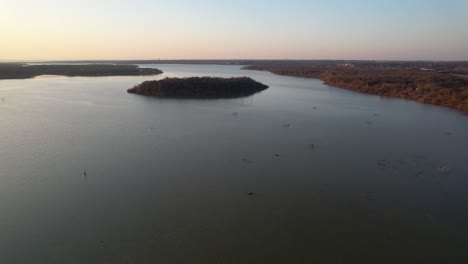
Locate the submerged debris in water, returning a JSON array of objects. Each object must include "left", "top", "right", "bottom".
[
  {"left": 437, "top": 166, "right": 450, "bottom": 175},
  {"left": 274, "top": 154, "right": 281, "bottom": 157},
  {"left": 426, "top": 213, "right": 436, "bottom": 223},
  {"left": 377, "top": 160, "right": 387, "bottom": 168},
  {"left": 241, "top": 158, "right": 254, "bottom": 164},
  {"left": 415, "top": 169, "right": 425, "bottom": 177},
  {"left": 247, "top": 192, "right": 255, "bottom": 196},
  {"left": 282, "top": 123, "right": 291, "bottom": 128},
  {"left": 360, "top": 192, "right": 375, "bottom": 202},
  {"left": 414, "top": 154, "right": 426, "bottom": 160},
  {"left": 445, "top": 131, "right": 453, "bottom": 136},
  {"left": 232, "top": 112, "right": 238, "bottom": 116},
  {"left": 365, "top": 120, "right": 373, "bottom": 126}
]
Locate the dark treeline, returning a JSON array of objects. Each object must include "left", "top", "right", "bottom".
[
  {"left": 127, "top": 77, "right": 269, "bottom": 99},
  {"left": 243, "top": 60, "right": 468, "bottom": 72},
  {"left": 0, "top": 64, "right": 162, "bottom": 79},
  {"left": 245, "top": 65, "right": 468, "bottom": 112}
]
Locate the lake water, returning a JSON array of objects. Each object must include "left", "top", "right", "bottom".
[{"left": 1, "top": 64, "right": 467, "bottom": 263}]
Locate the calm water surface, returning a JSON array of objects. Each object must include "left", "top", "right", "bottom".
[{"left": 1, "top": 65, "right": 467, "bottom": 263}]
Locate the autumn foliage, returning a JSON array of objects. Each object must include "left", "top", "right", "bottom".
[{"left": 245, "top": 65, "right": 468, "bottom": 112}]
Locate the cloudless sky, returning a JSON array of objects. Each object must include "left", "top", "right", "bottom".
[{"left": 0, "top": 0, "right": 467, "bottom": 60}]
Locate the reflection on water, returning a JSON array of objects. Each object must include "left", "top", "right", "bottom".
[{"left": 0, "top": 64, "right": 467, "bottom": 263}]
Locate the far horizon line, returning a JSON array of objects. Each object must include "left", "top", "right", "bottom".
[{"left": 2, "top": 59, "right": 468, "bottom": 63}]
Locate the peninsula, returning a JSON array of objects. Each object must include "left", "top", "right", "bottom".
[
  {"left": 0, "top": 64, "right": 162, "bottom": 79},
  {"left": 244, "top": 63, "right": 468, "bottom": 112},
  {"left": 127, "top": 77, "right": 269, "bottom": 99}
]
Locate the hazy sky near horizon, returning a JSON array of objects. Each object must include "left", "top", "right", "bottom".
[{"left": 1, "top": 0, "right": 467, "bottom": 61}]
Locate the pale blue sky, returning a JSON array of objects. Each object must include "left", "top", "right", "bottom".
[{"left": 0, "top": 0, "right": 467, "bottom": 60}]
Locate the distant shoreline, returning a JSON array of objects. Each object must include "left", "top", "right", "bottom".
[
  {"left": 244, "top": 64, "right": 468, "bottom": 113},
  {"left": 0, "top": 64, "right": 162, "bottom": 80}
]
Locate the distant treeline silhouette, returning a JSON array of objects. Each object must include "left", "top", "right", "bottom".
[{"left": 0, "top": 64, "right": 162, "bottom": 79}]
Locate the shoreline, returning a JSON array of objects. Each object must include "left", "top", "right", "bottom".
[
  {"left": 0, "top": 64, "right": 163, "bottom": 80},
  {"left": 244, "top": 65, "right": 468, "bottom": 113}
]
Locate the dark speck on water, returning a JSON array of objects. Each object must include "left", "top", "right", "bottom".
[
  {"left": 241, "top": 158, "right": 253, "bottom": 164},
  {"left": 377, "top": 160, "right": 387, "bottom": 168},
  {"left": 415, "top": 169, "right": 425, "bottom": 177},
  {"left": 83, "top": 170, "right": 88, "bottom": 181},
  {"left": 360, "top": 192, "right": 375, "bottom": 202}
]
